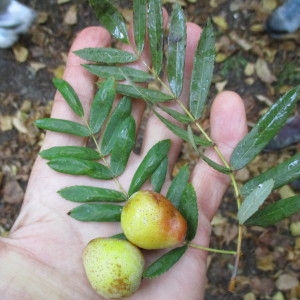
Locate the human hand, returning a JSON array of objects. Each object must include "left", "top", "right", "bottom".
[{"left": 0, "top": 14, "right": 247, "bottom": 299}]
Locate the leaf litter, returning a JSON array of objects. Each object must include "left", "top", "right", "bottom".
[{"left": 0, "top": 0, "right": 300, "bottom": 299}]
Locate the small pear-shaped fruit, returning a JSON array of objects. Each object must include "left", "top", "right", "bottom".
[
  {"left": 121, "top": 190, "right": 187, "bottom": 249},
  {"left": 82, "top": 238, "right": 145, "bottom": 299}
]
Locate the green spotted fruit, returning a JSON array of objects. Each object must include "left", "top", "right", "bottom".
[{"left": 82, "top": 238, "right": 145, "bottom": 299}]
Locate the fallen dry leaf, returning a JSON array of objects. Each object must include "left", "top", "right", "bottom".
[
  {"left": 290, "top": 222, "right": 300, "bottom": 236},
  {"left": 2, "top": 179, "right": 24, "bottom": 204},
  {"left": 57, "top": 0, "right": 71, "bottom": 4},
  {"left": 29, "top": 62, "right": 46, "bottom": 74},
  {"left": 276, "top": 273, "right": 299, "bottom": 291},
  {"left": 244, "top": 63, "right": 255, "bottom": 76},
  {"left": 255, "top": 58, "right": 277, "bottom": 84},
  {"left": 212, "top": 15, "right": 228, "bottom": 31},
  {"left": 12, "top": 45, "right": 29, "bottom": 63},
  {"left": 0, "top": 115, "right": 13, "bottom": 131},
  {"left": 262, "top": 0, "right": 277, "bottom": 12},
  {"left": 256, "top": 254, "right": 275, "bottom": 271},
  {"left": 250, "top": 277, "right": 274, "bottom": 296},
  {"left": 229, "top": 31, "right": 252, "bottom": 51},
  {"left": 37, "top": 11, "right": 49, "bottom": 24},
  {"left": 64, "top": 4, "right": 78, "bottom": 25}
]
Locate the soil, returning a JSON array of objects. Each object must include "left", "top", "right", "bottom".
[{"left": 0, "top": 0, "right": 300, "bottom": 299}]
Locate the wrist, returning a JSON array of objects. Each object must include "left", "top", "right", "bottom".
[{"left": 0, "top": 239, "right": 94, "bottom": 299}]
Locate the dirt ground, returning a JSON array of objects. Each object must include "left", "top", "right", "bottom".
[{"left": 0, "top": 0, "right": 300, "bottom": 299}]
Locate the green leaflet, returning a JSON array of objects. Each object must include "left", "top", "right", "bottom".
[
  {"left": 89, "top": 78, "right": 116, "bottom": 134},
  {"left": 158, "top": 105, "right": 191, "bottom": 124},
  {"left": 128, "top": 139, "right": 171, "bottom": 196},
  {"left": 116, "top": 84, "right": 174, "bottom": 103},
  {"left": 187, "top": 124, "right": 198, "bottom": 152},
  {"left": 133, "top": 0, "right": 147, "bottom": 55},
  {"left": 167, "top": 165, "right": 190, "bottom": 208},
  {"left": 167, "top": 3, "right": 187, "bottom": 98},
  {"left": 82, "top": 65, "right": 154, "bottom": 83},
  {"left": 151, "top": 156, "right": 168, "bottom": 193},
  {"left": 47, "top": 157, "right": 114, "bottom": 180},
  {"left": 88, "top": 0, "right": 129, "bottom": 43},
  {"left": 40, "top": 146, "right": 101, "bottom": 160},
  {"left": 153, "top": 110, "right": 212, "bottom": 146},
  {"left": 241, "top": 153, "right": 300, "bottom": 195},
  {"left": 143, "top": 245, "right": 188, "bottom": 279},
  {"left": 52, "top": 78, "right": 84, "bottom": 117},
  {"left": 179, "top": 183, "right": 198, "bottom": 241},
  {"left": 201, "top": 155, "right": 232, "bottom": 174},
  {"left": 110, "top": 116, "right": 136, "bottom": 176},
  {"left": 100, "top": 97, "right": 132, "bottom": 156},
  {"left": 189, "top": 19, "right": 215, "bottom": 120},
  {"left": 58, "top": 185, "right": 126, "bottom": 203},
  {"left": 35, "top": 118, "right": 91, "bottom": 137},
  {"left": 244, "top": 195, "right": 300, "bottom": 227},
  {"left": 238, "top": 179, "right": 275, "bottom": 225},
  {"left": 74, "top": 48, "right": 137, "bottom": 64},
  {"left": 187, "top": 126, "right": 232, "bottom": 174},
  {"left": 69, "top": 203, "right": 122, "bottom": 222},
  {"left": 231, "top": 86, "right": 300, "bottom": 170},
  {"left": 148, "top": 0, "right": 164, "bottom": 75}
]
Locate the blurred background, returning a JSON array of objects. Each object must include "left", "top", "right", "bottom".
[{"left": 0, "top": 0, "right": 299, "bottom": 299}]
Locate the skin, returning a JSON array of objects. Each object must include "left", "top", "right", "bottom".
[{"left": 0, "top": 11, "right": 247, "bottom": 300}]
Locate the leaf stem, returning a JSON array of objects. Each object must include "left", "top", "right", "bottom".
[
  {"left": 187, "top": 242, "right": 236, "bottom": 255},
  {"left": 83, "top": 118, "right": 128, "bottom": 198},
  {"left": 228, "top": 224, "right": 243, "bottom": 292}
]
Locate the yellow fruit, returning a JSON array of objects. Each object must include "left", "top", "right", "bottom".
[
  {"left": 121, "top": 190, "right": 187, "bottom": 250},
  {"left": 82, "top": 238, "right": 145, "bottom": 299}
]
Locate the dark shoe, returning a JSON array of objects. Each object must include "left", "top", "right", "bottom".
[
  {"left": 0, "top": 0, "right": 36, "bottom": 48},
  {"left": 265, "top": 0, "right": 300, "bottom": 38}
]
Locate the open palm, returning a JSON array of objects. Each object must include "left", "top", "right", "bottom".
[{"left": 0, "top": 17, "right": 247, "bottom": 299}]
